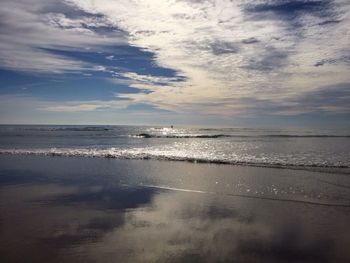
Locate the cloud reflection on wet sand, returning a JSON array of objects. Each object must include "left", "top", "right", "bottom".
[{"left": 0, "top": 156, "right": 350, "bottom": 262}]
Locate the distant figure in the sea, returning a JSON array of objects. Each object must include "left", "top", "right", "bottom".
[{"left": 171, "top": 125, "right": 173, "bottom": 129}]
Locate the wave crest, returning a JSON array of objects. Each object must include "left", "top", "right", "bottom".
[
  {"left": 130, "top": 133, "right": 350, "bottom": 139},
  {"left": 131, "top": 133, "right": 229, "bottom": 138},
  {"left": 0, "top": 148, "right": 348, "bottom": 171}
]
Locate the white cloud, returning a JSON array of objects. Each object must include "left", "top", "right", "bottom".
[
  {"left": 0, "top": 0, "right": 126, "bottom": 73},
  {"left": 1, "top": 0, "right": 350, "bottom": 118},
  {"left": 111, "top": 72, "right": 184, "bottom": 89},
  {"left": 39, "top": 100, "right": 129, "bottom": 112},
  {"left": 66, "top": 0, "right": 350, "bottom": 116},
  {"left": 0, "top": 94, "right": 128, "bottom": 115}
]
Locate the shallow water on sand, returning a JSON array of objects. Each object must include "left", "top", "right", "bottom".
[{"left": 1, "top": 155, "right": 350, "bottom": 262}]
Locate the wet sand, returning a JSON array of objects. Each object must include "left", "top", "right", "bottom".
[{"left": 1, "top": 155, "right": 350, "bottom": 262}]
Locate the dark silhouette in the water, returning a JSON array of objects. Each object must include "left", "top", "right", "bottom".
[{"left": 137, "top": 133, "right": 152, "bottom": 138}]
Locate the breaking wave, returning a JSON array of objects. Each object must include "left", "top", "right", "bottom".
[
  {"left": 131, "top": 133, "right": 229, "bottom": 138},
  {"left": 0, "top": 148, "right": 349, "bottom": 171},
  {"left": 131, "top": 133, "right": 350, "bottom": 139}
]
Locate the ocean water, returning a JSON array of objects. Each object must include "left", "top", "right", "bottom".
[{"left": 0, "top": 125, "right": 349, "bottom": 170}]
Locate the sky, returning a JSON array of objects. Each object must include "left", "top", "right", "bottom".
[{"left": 0, "top": 0, "right": 349, "bottom": 127}]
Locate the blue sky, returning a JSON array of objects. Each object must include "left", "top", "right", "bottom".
[{"left": 0, "top": 0, "right": 349, "bottom": 127}]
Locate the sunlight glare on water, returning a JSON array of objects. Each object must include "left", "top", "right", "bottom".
[{"left": 0, "top": 125, "right": 349, "bottom": 169}]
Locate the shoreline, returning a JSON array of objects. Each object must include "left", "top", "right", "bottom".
[
  {"left": 1, "top": 151, "right": 349, "bottom": 175},
  {"left": 1, "top": 154, "right": 350, "bottom": 207}
]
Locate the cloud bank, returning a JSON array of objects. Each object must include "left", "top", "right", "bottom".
[
  {"left": 68, "top": 0, "right": 350, "bottom": 116},
  {"left": 1, "top": 0, "right": 350, "bottom": 120}
]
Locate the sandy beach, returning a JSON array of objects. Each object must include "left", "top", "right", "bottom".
[{"left": 1, "top": 155, "right": 349, "bottom": 262}]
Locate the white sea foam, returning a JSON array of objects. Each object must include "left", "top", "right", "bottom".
[{"left": 0, "top": 147, "right": 349, "bottom": 170}]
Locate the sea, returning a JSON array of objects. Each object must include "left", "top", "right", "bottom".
[{"left": 0, "top": 125, "right": 349, "bottom": 170}]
